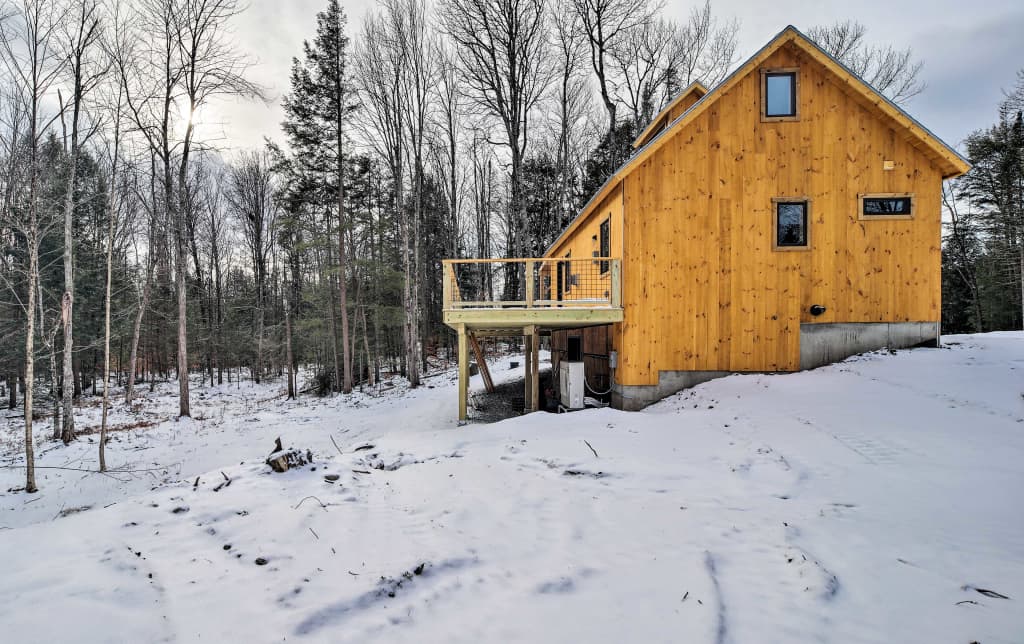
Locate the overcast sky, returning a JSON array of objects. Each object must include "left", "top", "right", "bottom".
[{"left": 204, "top": 0, "right": 1024, "bottom": 155}]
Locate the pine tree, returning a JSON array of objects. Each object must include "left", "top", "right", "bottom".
[
  {"left": 282, "top": 0, "right": 354, "bottom": 393},
  {"left": 963, "top": 109, "right": 1024, "bottom": 329}
]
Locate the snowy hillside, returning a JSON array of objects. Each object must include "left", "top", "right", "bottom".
[{"left": 1, "top": 334, "right": 1022, "bottom": 643}]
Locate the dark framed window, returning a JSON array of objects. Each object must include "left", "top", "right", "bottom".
[
  {"left": 772, "top": 198, "right": 810, "bottom": 250},
  {"left": 558, "top": 251, "right": 571, "bottom": 298},
  {"left": 761, "top": 68, "right": 799, "bottom": 121},
  {"left": 599, "top": 218, "right": 610, "bottom": 273},
  {"left": 860, "top": 194, "right": 914, "bottom": 219}
]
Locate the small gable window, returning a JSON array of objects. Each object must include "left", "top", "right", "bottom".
[
  {"left": 762, "top": 68, "right": 798, "bottom": 121},
  {"left": 860, "top": 193, "right": 914, "bottom": 220},
  {"left": 772, "top": 198, "right": 810, "bottom": 250}
]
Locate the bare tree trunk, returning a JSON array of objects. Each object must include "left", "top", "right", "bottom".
[
  {"left": 59, "top": 78, "right": 84, "bottom": 441},
  {"left": 336, "top": 80, "right": 353, "bottom": 395},
  {"left": 100, "top": 94, "right": 122, "bottom": 472},
  {"left": 24, "top": 210, "right": 38, "bottom": 493},
  {"left": 126, "top": 223, "right": 155, "bottom": 405},
  {"left": 362, "top": 307, "right": 374, "bottom": 387},
  {"left": 326, "top": 217, "right": 341, "bottom": 389},
  {"left": 2, "top": 0, "right": 65, "bottom": 493},
  {"left": 59, "top": 94, "right": 78, "bottom": 435},
  {"left": 60, "top": 204, "right": 76, "bottom": 442},
  {"left": 284, "top": 279, "right": 295, "bottom": 399},
  {"left": 48, "top": 324, "right": 59, "bottom": 440},
  {"left": 58, "top": 0, "right": 102, "bottom": 444},
  {"left": 175, "top": 126, "right": 191, "bottom": 416},
  {"left": 256, "top": 290, "right": 265, "bottom": 383},
  {"left": 100, "top": 208, "right": 113, "bottom": 471}
]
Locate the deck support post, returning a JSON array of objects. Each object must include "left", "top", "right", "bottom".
[
  {"left": 457, "top": 324, "right": 468, "bottom": 421},
  {"left": 524, "top": 324, "right": 539, "bottom": 412}
]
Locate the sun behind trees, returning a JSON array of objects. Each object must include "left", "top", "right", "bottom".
[{"left": 1, "top": 0, "right": 1020, "bottom": 494}]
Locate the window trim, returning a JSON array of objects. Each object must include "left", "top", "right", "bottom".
[
  {"left": 761, "top": 68, "right": 800, "bottom": 122},
  {"left": 858, "top": 193, "right": 915, "bottom": 220},
  {"left": 598, "top": 217, "right": 610, "bottom": 274},
  {"left": 771, "top": 197, "right": 812, "bottom": 251}
]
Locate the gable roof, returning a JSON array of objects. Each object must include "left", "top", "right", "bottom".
[
  {"left": 546, "top": 24, "right": 971, "bottom": 257},
  {"left": 631, "top": 81, "right": 708, "bottom": 149}
]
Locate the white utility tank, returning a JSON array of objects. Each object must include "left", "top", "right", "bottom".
[{"left": 559, "top": 361, "right": 585, "bottom": 410}]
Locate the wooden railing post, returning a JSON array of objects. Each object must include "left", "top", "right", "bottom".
[
  {"left": 457, "top": 323, "right": 469, "bottom": 421},
  {"left": 610, "top": 259, "right": 621, "bottom": 308},
  {"left": 525, "top": 260, "right": 535, "bottom": 307},
  {"left": 442, "top": 261, "right": 452, "bottom": 310}
]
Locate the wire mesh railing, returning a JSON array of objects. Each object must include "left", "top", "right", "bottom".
[{"left": 442, "top": 257, "right": 621, "bottom": 310}]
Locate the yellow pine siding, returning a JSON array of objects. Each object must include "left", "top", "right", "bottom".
[{"left": 556, "top": 41, "right": 948, "bottom": 388}]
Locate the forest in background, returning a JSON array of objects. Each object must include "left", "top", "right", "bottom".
[{"left": 0, "top": 0, "right": 1020, "bottom": 493}]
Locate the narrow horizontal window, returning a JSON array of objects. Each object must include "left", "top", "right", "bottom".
[
  {"left": 864, "top": 197, "right": 911, "bottom": 215},
  {"left": 772, "top": 198, "right": 810, "bottom": 251},
  {"left": 860, "top": 192, "right": 917, "bottom": 220}
]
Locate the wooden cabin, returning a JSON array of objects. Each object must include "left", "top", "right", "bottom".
[{"left": 443, "top": 25, "right": 969, "bottom": 419}]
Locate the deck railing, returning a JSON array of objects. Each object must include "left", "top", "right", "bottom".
[{"left": 442, "top": 257, "right": 621, "bottom": 310}]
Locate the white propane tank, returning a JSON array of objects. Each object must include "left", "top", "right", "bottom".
[{"left": 559, "top": 361, "right": 585, "bottom": 410}]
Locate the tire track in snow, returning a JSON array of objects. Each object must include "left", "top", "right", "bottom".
[{"left": 704, "top": 551, "right": 727, "bottom": 644}]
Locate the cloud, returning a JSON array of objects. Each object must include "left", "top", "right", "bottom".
[
  {"left": 202, "top": 0, "right": 1024, "bottom": 155},
  {"left": 910, "top": 9, "right": 1024, "bottom": 149}
]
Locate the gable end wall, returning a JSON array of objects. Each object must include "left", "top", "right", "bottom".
[{"left": 615, "top": 43, "right": 945, "bottom": 386}]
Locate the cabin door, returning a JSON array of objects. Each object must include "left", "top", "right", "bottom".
[{"left": 556, "top": 251, "right": 570, "bottom": 302}]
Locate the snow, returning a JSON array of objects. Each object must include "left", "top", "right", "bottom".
[{"left": 1, "top": 334, "right": 1023, "bottom": 643}]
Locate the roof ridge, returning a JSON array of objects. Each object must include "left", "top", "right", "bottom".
[{"left": 545, "top": 24, "right": 970, "bottom": 257}]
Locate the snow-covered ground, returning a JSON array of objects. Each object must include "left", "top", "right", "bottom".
[{"left": 1, "top": 334, "right": 1022, "bottom": 643}]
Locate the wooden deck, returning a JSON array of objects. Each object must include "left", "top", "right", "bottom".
[{"left": 442, "top": 258, "right": 623, "bottom": 420}]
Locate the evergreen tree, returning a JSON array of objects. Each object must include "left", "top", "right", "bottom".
[
  {"left": 579, "top": 121, "right": 637, "bottom": 207},
  {"left": 961, "top": 108, "right": 1024, "bottom": 329},
  {"left": 281, "top": 0, "right": 356, "bottom": 393}
]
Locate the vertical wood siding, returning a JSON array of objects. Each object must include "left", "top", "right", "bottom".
[{"left": 553, "top": 43, "right": 945, "bottom": 387}]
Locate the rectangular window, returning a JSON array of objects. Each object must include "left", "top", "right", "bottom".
[
  {"left": 772, "top": 198, "right": 810, "bottom": 250},
  {"left": 599, "top": 218, "right": 610, "bottom": 274},
  {"left": 762, "top": 68, "right": 799, "bottom": 121},
  {"left": 859, "top": 193, "right": 915, "bottom": 220},
  {"left": 562, "top": 252, "right": 571, "bottom": 295}
]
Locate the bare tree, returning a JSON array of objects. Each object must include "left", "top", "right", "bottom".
[
  {"left": 439, "top": 0, "right": 551, "bottom": 284},
  {"left": 670, "top": 1, "right": 738, "bottom": 91},
  {"left": 115, "top": 0, "right": 260, "bottom": 417},
  {"left": 114, "top": 0, "right": 184, "bottom": 411},
  {"left": 57, "top": 0, "right": 104, "bottom": 444},
  {"left": 282, "top": 269, "right": 294, "bottom": 398},
  {"left": 807, "top": 20, "right": 924, "bottom": 104},
  {"left": 1003, "top": 69, "right": 1024, "bottom": 116},
  {"left": 943, "top": 179, "right": 985, "bottom": 332},
  {"left": 609, "top": 16, "right": 677, "bottom": 129},
  {"left": 571, "top": 0, "right": 656, "bottom": 134},
  {"left": 98, "top": 81, "right": 126, "bottom": 472},
  {"left": 0, "top": 0, "right": 66, "bottom": 493},
  {"left": 124, "top": 146, "right": 158, "bottom": 405},
  {"left": 173, "top": 0, "right": 262, "bottom": 409},
  {"left": 431, "top": 42, "right": 462, "bottom": 260},
  {"left": 549, "top": 2, "right": 591, "bottom": 227},
  {"left": 392, "top": 0, "right": 438, "bottom": 384},
  {"left": 353, "top": 5, "right": 410, "bottom": 382},
  {"left": 226, "top": 149, "right": 276, "bottom": 383}
]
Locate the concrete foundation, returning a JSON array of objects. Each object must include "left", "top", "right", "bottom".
[
  {"left": 798, "top": 321, "right": 940, "bottom": 370},
  {"left": 612, "top": 370, "right": 732, "bottom": 411},
  {"left": 610, "top": 321, "right": 940, "bottom": 410}
]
